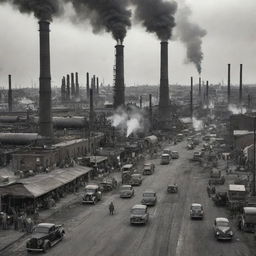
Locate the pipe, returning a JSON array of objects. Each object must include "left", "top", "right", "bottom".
[
  {"left": 113, "top": 43, "right": 125, "bottom": 109},
  {"left": 8, "top": 74, "right": 12, "bottom": 112},
  {"left": 38, "top": 20, "right": 53, "bottom": 138},
  {"left": 239, "top": 64, "right": 243, "bottom": 104},
  {"left": 228, "top": 64, "right": 231, "bottom": 104},
  {"left": 159, "top": 41, "right": 169, "bottom": 120}
]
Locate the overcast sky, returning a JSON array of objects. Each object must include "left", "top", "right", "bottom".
[{"left": 0, "top": 0, "right": 256, "bottom": 89}]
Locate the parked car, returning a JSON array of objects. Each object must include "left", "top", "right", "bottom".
[
  {"left": 99, "top": 177, "right": 117, "bottom": 192},
  {"left": 82, "top": 184, "right": 102, "bottom": 204},
  {"left": 120, "top": 185, "right": 134, "bottom": 198},
  {"left": 171, "top": 151, "right": 179, "bottom": 159},
  {"left": 190, "top": 203, "right": 204, "bottom": 219},
  {"left": 26, "top": 223, "right": 65, "bottom": 252},
  {"left": 167, "top": 184, "right": 178, "bottom": 193},
  {"left": 131, "top": 173, "right": 142, "bottom": 186},
  {"left": 213, "top": 217, "right": 233, "bottom": 240},
  {"left": 143, "top": 162, "right": 155, "bottom": 175},
  {"left": 130, "top": 204, "right": 149, "bottom": 225},
  {"left": 193, "top": 151, "right": 204, "bottom": 162},
  {"left": 141, "top": 190, "right": 157, "bottom": 206}
]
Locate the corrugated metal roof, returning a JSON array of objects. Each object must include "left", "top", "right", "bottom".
[{"left": 0, "top": 165, "right": 92, "bottom": 198}]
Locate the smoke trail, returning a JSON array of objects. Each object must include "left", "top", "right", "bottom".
[
  {"left": 132, "top": 0, "right": 177, "bottom": 41},
  {"left": 175, "top": 4, "right": 206, "bottom": 74},
  {"left": 67, "top": 0, "right": 131, "bottom": 42},
  {"left": 0, "top": 0, "right": 63, "bottom": 20}
]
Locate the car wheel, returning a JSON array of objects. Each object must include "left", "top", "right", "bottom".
[{"left": 43, "top": 242, "right": 50, "bottom": 253}]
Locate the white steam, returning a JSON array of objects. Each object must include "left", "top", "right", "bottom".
[
  {"left": 108, "top": 107, "right": 144, "bottom": 137},
  {"left": 228, "top": 104, "right": 247, "bottom": 114},
  {"left": 192, "top": 117, "right": 203, "bottom": 131}
]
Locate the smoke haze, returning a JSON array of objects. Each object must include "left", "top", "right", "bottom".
[
  {"left": 67, "top": 0, "right": 131, "bottom": 42},
  {"left": 0, "top": 0, "right": 63, "bottom": 20},
  {"left": 132, "top": 0, "right": 177, "bottom": 41},
  {"left": 175, "top": 3, "right": 206, "bottom": 74}
]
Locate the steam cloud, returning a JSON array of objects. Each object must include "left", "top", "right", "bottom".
[
  {"left": 0, "top": 0, "right": 63, "bottom": 20},
  {"left": 228, "top": 104, "right": 247, "bottom": 115},
  {"left": 67, "top": 0, "right": 131, "bottom": 42},
  {"left": 175, "top": 3, "right": 206, "bottom": 74},
  {"left": 132, "top": 0, "right": 177, "bottom": 41},
  {"left": 108, "top": 107, "right": 144, "bottom": 137}
]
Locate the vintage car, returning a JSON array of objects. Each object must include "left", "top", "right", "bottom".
[
  {"left": 130, "top": 204, "right": 149, "bottom": 225},
  {"left": 161, "top": 153, "right": 170, "bottom": 165},
  {"left": 82, "top": 184, "right": 102, "bottom": 204},
  {"left": 120, "top": 185, "right": 134, "bottom": 198},
  {"left": 26, "top": 223, "right": 65, "bottom": 252},
  {"left": 212, "top": 192, "right": 228, "bottom": 206},
  {"left": 167, "top": 184, "right": 178, "bottom": 193},
  {"left": 213, "top": 217, "right": 233, "bottom": 240},
  {"left": 141, "top": 190, "right": 157, "bottom": 206},
  {"left": 238, "top": 207, "right": 256, "bottom": 232},
  {"left": 99, "top": 177, "right": 117, "bottom": 192},
  {"left": 190, "top": 203, "right": 204, "bottom": 219},
  {"left": 143, "top": 162, "right": 155, "bottom": 175},
  {"left": 171, "top": 151, "right": 179, "bottom": 159},
  {"left": 130, "top": 173, "right": 142, "bottom": 186},
  {"left": 192, "top": 151, "right": 204, "bottom": 162}
]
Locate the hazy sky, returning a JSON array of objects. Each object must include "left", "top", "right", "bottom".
[{"left": 0, "top": 0, "right": 256, "bottom": 89}]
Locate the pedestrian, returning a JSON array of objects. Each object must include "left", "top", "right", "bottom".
[
  {"left": 2, "top": 212, "right": 7, "bottom": 230},
  {"left": 13, "top": 213, "right": 18, "bottom": 230},
  {"left": 109, "top": 202, "right": 114, "bottom": 215}
]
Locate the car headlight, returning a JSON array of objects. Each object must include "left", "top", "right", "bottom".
[
  {"left": 228, "top": 230, "right": 233, "bottom": 235},
  {"left": 216, "top": 232, "right": 220, "bottom": 235},
  {"left": 37, "top": 239, "right": 43, "bottom": 246}
]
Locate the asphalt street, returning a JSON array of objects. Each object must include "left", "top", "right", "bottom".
[{"left": 3, "top": 141, "right": 256, "bottom": 256}]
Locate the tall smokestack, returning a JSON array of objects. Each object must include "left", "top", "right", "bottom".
[
  {"left": 206, "top": 80, "right": 209, "bottom": 108},
  {"left": 39, "top": 20, "right": 53, "bottom": 138},
  {"left": 239, "top": 64, "right": 243, "bottom": 104},
  {"left": 71, "top": 72, "right": 75, "bottom": 97},
  {"left": 113, "top": 43, "right": 125, "bottom": 109},
  {"left": 190, "top": 77, "right": 193, "bottom": 117},
  {"left": 96, "top": 77, "right": 99, "bottom": 94},
  {"left": 89, "top": 88, "right": 94, "bottom": 129},
  {"left": 61, "top": 76, "right": 66, "bottom": 102},
  {"left": 199, "top": 77, "right": 201, "bottom": 98},
  {"left": 139, "top": 96, "right": 142, "bottom": 108},
  {"left": 228, "top": 63, "right": 231, "bottom": 104},
  {"left": 159, "top": 41, "right": 169, "bottom": 120},
  {"left": 149, "top": 94, "right": 153, "bottom": 131},
  {"left": 66, "top": 74, "right": 70, "bottom": 101},
  {"left": 8, "top": 74, "right": 12, "bottom": 112},
  {"left": 86, "top": 72, "right": 90, "bottom": 99},
  {"left": 75, "top": 72, "right": 79, "bottom": 98}
]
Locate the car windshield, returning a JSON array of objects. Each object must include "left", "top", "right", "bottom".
[
  {"left": 33, "top": 226, "right": 49, "bottom": 234},
  {"left": 144, "top": 165, "right": 151, "bottom": 169},
  {"left": 121, "top": 186, "right": 131, "bottom": 191},
  {"left": 143, "top": 193, "right": 155, "bottom": 197},
  {"left": 216, "top": 221, "right": 229, "bottom": 227},
  {"left": 191, "top": 205, "right": 202, "bottom": 210},
  {"left": 132, "top": 208, "right": 145, "bottom": 215},
  {"left": 86, "top": 189, "right": 96, "bottom": 193}
]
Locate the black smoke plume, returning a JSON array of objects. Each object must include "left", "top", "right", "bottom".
[
  {"left": 175, "top": 4, "right": 206, "bottom": 74},
  {"left": 132, "top": 0, "right": 177, "bottom": 41},
  {"left": 0, "top": 0, "right": 62, "bottom": 20},
  {"left": 67, "top": 0, "right": 131, "bottom": 42}
]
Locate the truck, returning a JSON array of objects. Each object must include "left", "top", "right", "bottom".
[
  {"left": 227, "top": 184, "right": 247, "bottom": 211},
  {"left": 121, "top": 164, "right": 135, "bottom": 184},
  {"left": 238, "top": 207, "right": 256, "bottom": 232},
  {"left": 209, "top": 169, "right": 225, "bottom": 185}
]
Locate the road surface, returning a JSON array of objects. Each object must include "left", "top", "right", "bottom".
[{"left": 3, "top": 141, "right": 255, "bottom": 256}]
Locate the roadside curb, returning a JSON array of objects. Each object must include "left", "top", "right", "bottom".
[{"left": 0, "top": 233, "right": 27, "bottom": 253}]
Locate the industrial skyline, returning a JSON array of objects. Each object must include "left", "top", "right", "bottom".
[{"left": 0, "top": 0, "right": 255, "bottom": 88}]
